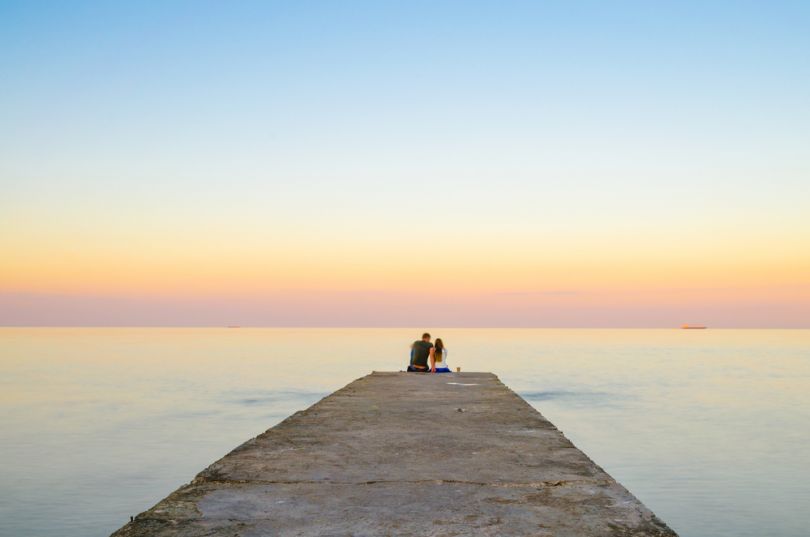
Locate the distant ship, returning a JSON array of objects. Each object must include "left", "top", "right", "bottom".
[{"left": 680, "top": 324, "right": 707, "bottom": 329}]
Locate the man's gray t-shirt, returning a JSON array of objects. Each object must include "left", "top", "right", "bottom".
[{"left": 411, "top": 340, "right": 433, "bottom": 368}]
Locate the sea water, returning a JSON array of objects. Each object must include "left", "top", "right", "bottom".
[{"left": 1, "top": 328, "right": 808, "bottom": 537}]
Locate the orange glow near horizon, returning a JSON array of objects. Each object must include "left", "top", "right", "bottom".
[{"left": 3, "top": 222, "right": 809, "bottom": 318}]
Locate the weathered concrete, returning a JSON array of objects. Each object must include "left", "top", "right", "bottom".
[{"left": 111, "top": 372, "right": 678, "bottom": 536}]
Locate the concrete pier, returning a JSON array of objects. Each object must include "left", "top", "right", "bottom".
[{"left": 111, "top": 372, "right": 678, "bottom": 536}]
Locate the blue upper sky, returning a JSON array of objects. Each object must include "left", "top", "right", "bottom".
[{"left": 3, "top": 1, "right": 808, "bottom": 196}]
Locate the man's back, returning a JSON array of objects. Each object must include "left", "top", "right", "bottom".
[{"left": 411, "top": 340, "right": 433, "bottom": 368}]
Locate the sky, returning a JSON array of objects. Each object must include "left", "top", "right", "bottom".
[{"left": 1, "top": 1, "right": 809, "bottom": 327}]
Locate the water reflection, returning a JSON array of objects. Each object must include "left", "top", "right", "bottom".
[
  {"left": 520, "top": 389, "right": 618, "bottom": 403},
  {"left": 227, "top": 390, "right": 327, "bottom": 407}
]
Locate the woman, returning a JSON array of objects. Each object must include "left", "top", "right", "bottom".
[{"left": 432, "top": 338, "right": 451, "bottom": 373}]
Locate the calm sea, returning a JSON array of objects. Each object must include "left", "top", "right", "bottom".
[{"left": 1, "top": 328, "right": 808, "bottom": 537}]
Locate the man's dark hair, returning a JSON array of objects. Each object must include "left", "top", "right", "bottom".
[{"left": 422, "top": 332, "right": 431, "bottom": 339}]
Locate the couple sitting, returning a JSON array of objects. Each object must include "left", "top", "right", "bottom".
[{"left": 407, "top": 332, "right": 451, "bottom": 373}]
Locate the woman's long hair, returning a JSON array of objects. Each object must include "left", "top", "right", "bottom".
[{"left": 434, "top": 338, "right": 444, "bottom": 357}]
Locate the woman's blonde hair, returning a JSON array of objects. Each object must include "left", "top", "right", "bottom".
[{"left": 434, "top": 338, "right": 444, "bottom": 356}]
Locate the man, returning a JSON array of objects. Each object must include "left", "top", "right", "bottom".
[{"left": 408, "top": 332, "right": 435, "bottom": 373}]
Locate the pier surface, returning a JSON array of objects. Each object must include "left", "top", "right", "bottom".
[{"left": 112, "top": 372, "right": 677, "bottom": 536}]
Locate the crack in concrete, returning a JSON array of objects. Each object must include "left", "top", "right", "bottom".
[{"left": 193, "top": 476, "right": 612, "bottom": 488}]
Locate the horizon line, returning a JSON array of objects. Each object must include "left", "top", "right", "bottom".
[{"left": 2, "top": 325, "right": 808, "bottom": 330}]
